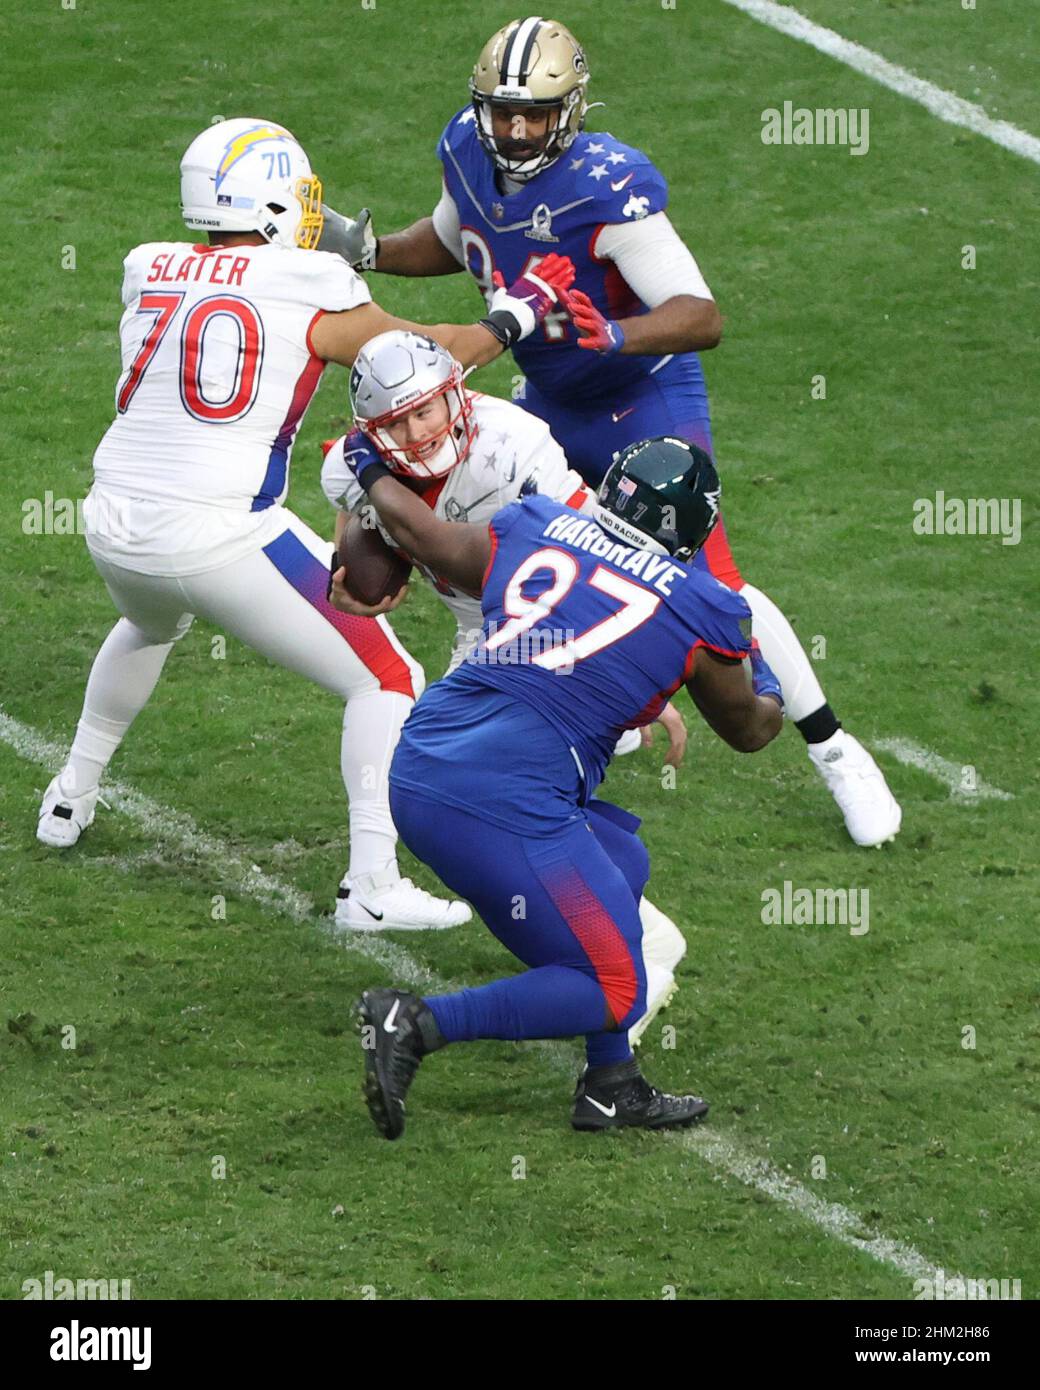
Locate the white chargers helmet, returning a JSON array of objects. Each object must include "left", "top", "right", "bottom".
[
  {"left": 349, "top": 331, "right": 477, "bottom": 480},
  {"left": 180, "top": 117, "right": 324, "bottom": 249}
]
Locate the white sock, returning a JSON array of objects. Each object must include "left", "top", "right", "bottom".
[
  {"left": 739, "top": 582, "right": 827, "bottom": 725},
  {"left": 807, "top": 727, "right": 847, "bottom": 757},
  {"left": 340, "top": 690, "right": 413, "bottom": 880},
  {"left": 63, "top": 619, "right": 175, "bottom": 796}
]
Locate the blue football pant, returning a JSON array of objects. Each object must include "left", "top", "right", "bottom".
[{"left": 389, "top": 789, "right": 650, "bottom": 1067}]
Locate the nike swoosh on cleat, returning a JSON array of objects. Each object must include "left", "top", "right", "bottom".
[
  {"left": 360, "top": 902, "right": 384, "bottom": 921},
  {"left": 383, "top": 999, "right": 400, "bottom": 1033},
  {"left": 586, "top": 1096, "right": 617, "bottom": 1117},
  {"left": 611, "top": 174, "right": 634, "bottom": 191}
]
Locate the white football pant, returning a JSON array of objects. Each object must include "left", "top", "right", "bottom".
[{"left": 65, "top": 509, "right": 423, "bottom": 879}]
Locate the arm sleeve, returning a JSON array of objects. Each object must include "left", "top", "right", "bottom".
[
  {"left": 431, "top": 181, "right": 466, "bottom": 266},
  {"left": 593, "top": 212, "right": 714, "bottom": 308}
]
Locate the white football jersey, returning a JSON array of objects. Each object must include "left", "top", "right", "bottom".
[
  {"left": 321, "top": 393, "right": 593, "bottom": 671},
  {"left": 87, "top": 241, "right": 368, "bottom": 575}
]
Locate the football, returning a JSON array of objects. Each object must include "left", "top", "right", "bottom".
[{"left": 337, "top": 512, "right": 413, "bottom": 607}]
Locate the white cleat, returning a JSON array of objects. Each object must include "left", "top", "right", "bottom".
[
  {"left": 37, "top": 773, "right": 99, "bottom": 848},
  {"left": 808, "top": 730, "right": 902, "bottom": 848},
  {"left": 334, "top": 865, "right": 472, "bottom": 932},
  {"left": 613, "top": 728, "right": 642, "bottom": 757},
  {"left": 630, "top": 898, "right": 687, "bottom": 1046}
]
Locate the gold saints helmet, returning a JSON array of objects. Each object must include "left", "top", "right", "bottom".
[{"left": 469, "top": 16, "right": 590, "bottom": 182}]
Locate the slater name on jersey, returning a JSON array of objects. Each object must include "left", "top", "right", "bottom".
[{"left": 145, "top": 250, "right": 252, "bottom": 287}]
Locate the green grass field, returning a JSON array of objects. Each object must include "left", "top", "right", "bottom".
[{"left": 1, "top": 0, "right": 1036, "bottom": 1301}]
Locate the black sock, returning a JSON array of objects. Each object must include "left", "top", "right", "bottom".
[{"left": 795, "top": 703, "right": 841, "bottom": 746}]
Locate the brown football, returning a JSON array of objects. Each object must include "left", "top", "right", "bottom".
[{"left": 338, "top": 513, "right": 413, "bottom": 607}]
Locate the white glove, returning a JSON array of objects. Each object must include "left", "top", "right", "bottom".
[{"left": 318, "top": 205, "right": 378, "bottom": 271}]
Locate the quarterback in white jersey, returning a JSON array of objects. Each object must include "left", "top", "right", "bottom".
[
  {"left": 321, "top": 331, "right": 689, "bottom": 1043},
  {"left": 321, "top": 336, "right": 591, "bottom": 673},
  {"left": 38, "top": 117, "right": 577, "bottom": 933}
]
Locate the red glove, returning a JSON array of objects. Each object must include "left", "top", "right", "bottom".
[
  {"left": 483, "top": 254, "right": 576, "bottom": 346},
  {"left": 558, "top": 287, "right": 626, "bottom": 354}
]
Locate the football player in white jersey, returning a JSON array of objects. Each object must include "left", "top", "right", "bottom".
[
  {"left": 37, "top": 117, "right": 575, "bottom": 932},
  {"left": 321, "top": 331, "right": 688, "bottom": 1042}
]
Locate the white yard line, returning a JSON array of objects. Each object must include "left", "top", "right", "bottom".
[
  {"left": 681, "top": 1129, "right": 946, "bottom": 1281},
  {"left": 875, "top": 737, "right": 1013, "bottom": 801},
  {"left": 0, "top": 709, "right": 439, "bottom": 987},
  {"left": 2, "top": 706, "right": 962, "bottom": 1288},
  {"left": 721, "top": 0, "right": 1040, "bottom": 165}
]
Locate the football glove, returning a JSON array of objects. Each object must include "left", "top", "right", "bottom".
[
  {"left": 341, "top": 428, "right": 391, "bottom": 492},
  {"left": 480, "top": 254, "right": 575, "bottom": 347},
  {"left": 318, "top": 205, "right": 378, "bottom": 271},
  {"left": 558, "top": 287, "right": 626, "bottom": 354}
]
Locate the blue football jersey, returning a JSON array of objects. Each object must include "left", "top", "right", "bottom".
[
  {"left": 438, "top": 108, "right": 705, "bottom": 404},
  {"left": 414, "top": 494, "right": 753, "bottom": 808}
]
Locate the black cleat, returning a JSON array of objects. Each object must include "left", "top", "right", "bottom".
[
  {"left": 356, "top": 988, "right": 445, "bottom": 1140},
  {"left": 571, "top": 1058, "right": 709, "bottom": 1132}
]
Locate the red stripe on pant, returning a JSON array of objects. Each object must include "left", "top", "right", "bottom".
[
  {"left": 702, "top": 512, "right": 744, "bottom": 590},
  {"left": 542, "top": 862, "right": 639, "bottom": 1026},
  {"left": 262, "top": 527, "right": 416, "bottom": 697}
]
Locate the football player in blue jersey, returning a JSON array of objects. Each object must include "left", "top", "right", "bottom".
[
  {"left": 319, "top": 15, "right": 902, "bottom": 850},
  {"left": 335, "top": 435, "right": 784, "bottom": 1137}
]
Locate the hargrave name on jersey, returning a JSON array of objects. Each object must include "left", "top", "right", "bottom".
[{"left": 541, "top": 511, "right": 687, "bottom": 596}]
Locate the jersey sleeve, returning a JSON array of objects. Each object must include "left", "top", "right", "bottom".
[
  {"left": 120, "top": 244, "right": 156, "bottom": 308},
  {"left": 584, "top": 139, "right": 669, "bottom": 229},
  {"left": 687, "top": 576, "right": 754, "bottom": 660},
  {"left": 320, "top": 435, "right": 366, "bottom": 512},
  {"left": 285, "top": 248, "right": 372, "bottom": 312}
]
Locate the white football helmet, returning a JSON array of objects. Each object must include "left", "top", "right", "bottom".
[
  {"left": 349, "top": 331, "right": 477, "bottom": 480},
  {"left": 180, "top": 117, "right": 324, "bottom": 249}
]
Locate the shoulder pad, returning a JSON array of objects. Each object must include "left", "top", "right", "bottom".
[
  {"left": 438, "top": 106, "right": 479, "bottom": 160},
  {"left": 574, "top": 132, "right": 668, "bottom": 222}
]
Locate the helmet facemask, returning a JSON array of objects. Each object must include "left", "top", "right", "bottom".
[
  {"left": 257, "top": 175, "right": 325, "bottom": 248},
  {"left": 359, "top": 369, "right": 477, "bottom": 481},
  {"left": 470, "top": 90, "right": 582, "bottom": 182}
]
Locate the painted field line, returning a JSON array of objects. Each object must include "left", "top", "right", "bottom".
[
  {"left": 875, "top": 737, "right": 1013, "bottom": 801},
  {"left": 1, "top": 707, "right": 961, "bottom": 1288},
  {"left": 721, "top": 0, "right": 1040, "bottom": 166},
  {"left": 0, "top": 708, "right": 439, "bottom": 988}
]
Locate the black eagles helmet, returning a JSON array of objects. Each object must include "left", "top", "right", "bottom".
[{"left": 596, "top": 437, "right": 722, "bottom": 562}]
